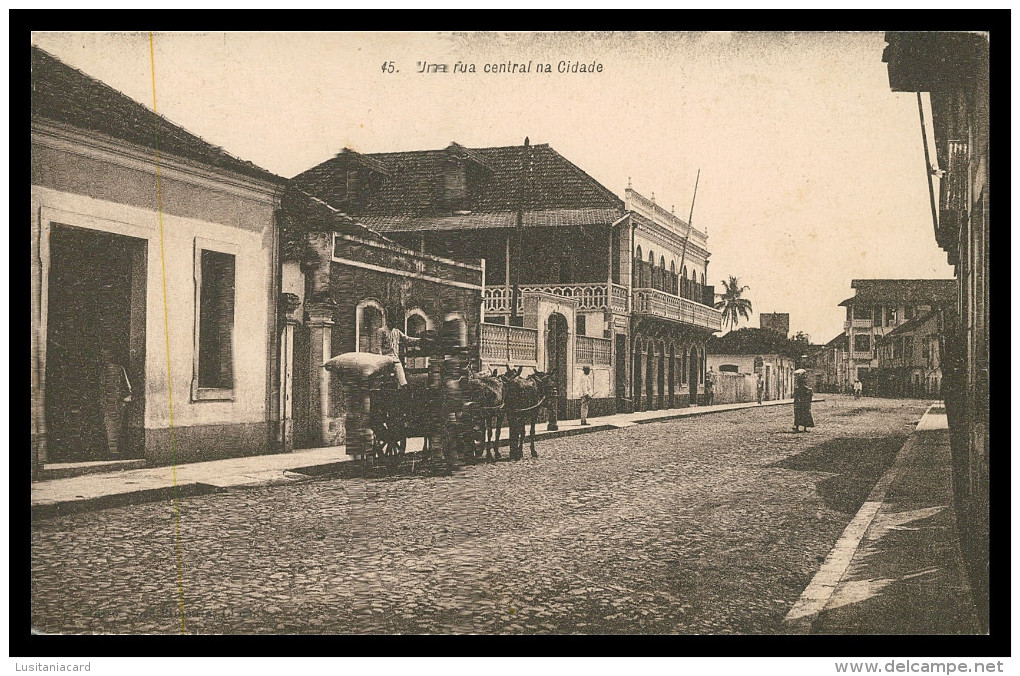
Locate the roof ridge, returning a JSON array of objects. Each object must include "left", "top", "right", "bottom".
[{"left": 31, "top": 45, "right": 283, "bottom": 184}]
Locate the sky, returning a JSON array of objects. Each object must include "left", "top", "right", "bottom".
[{"left": 30, "top": 30, "right": 955, "bottom": 343}]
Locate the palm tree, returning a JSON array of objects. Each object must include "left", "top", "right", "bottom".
[{"left": 714, "top": 276, "right": 753, "bottom": 331}]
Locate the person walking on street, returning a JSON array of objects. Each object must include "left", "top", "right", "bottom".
[
  {"left": 853, "top": 378, "right": 863, "bottom": 400},
  {"left": 579, "top": 365, "right": 594, "bottom": 425},
  {"left": 793, "top": 371, "right": 815, "bottom": 433},
  {"left": 756, "top": 372, "right": 765, "bottom": 405},
  {"left": 373, "top": 316, "right": 421, "bottom": 388},
  {"left": 704, "top": 366, "right": 716, "bottom": 406}
]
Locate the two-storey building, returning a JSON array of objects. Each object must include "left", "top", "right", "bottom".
[
  {"left": 838, "top": 279, "right": 955, "bottom": 395},
  {"left": 875, "top": 311, "right": 942, "bottom": 398},
  {"left": 292, "top": 141, "right": 723, "bottom": 419}
]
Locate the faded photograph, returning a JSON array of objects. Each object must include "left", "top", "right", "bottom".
[{"left": 30, "top": 31, "right": 989, "bottom": 637}]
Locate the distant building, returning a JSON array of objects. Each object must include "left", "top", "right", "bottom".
[
  {"left": 875, "top": 311, "right": 942, "bottom": 398},
  {"left": 816, "top": 333, "right": 850, "bottom": 393},
  {"left": 706, "top": 328, "right": 799, "bottom": 404},
  {"left": 759, "top": 312, "right": 790, "bottom": 338},
  {"left": 838, "top": 279, "right": 955, "bottom": 395}
]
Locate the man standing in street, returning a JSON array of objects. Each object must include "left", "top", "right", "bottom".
[
  {"left": 853, "top": 378, "right": 863, "bottom": 400},
  {"left": 704, "top": 366, "right": 716, "bottom": 406},
  {"left": 756, "top": 372, "right": 765, "bottom": 405},
  {"left": 579, "top": 365, "right": 594, "bottom": 425},
  {"left": 373, "top": 315, "right": 421, "bottom": 388}
]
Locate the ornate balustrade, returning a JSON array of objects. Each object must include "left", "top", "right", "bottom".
[
  {"left": 575, "top": 335, "right": 612, "bottom": 366},
  {"left": 480, "top": 323, "right": 539, "bottom": 365},
  {"left": 632, "top": 287, "right": 723, "bottom": 332},
  {"left": 485, "top": 283, "right": 618, "bottom": 315}
]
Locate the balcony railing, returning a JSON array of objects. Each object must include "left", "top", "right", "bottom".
[
  {"left": 480, "top": 323, "right": 538, "bottom": 366},
  {"left": 575, "top": 335, "right": 612, "bottom": 366},
  {"left": 632, "top": 287, "right": 723, "bottom": 332},
  {"left": 485, "top": 283, "right": 626, "bottom": 315}
]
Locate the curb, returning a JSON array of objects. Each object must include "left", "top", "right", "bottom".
[
  {"left": 31, "top": 397, "right": 811, "bottom": 517},
  {"left": 31, "top": 481, "right": 219, "bottom": 521},
  {"left": 780, "top": 403, "right": 939, "bottom": 634}
]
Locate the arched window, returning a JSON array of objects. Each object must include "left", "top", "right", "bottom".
[
  {"left": 634, "top": 246, "right": 643, "bottom": 288},
  {"left": 681, "top": 266, "right": 688, "bottom": 298},
  {"left": 659, "top": 256, "right": 666, "bottom": 291},
  {"left": 670, "top": 261, "right": 677, "bottom": 295},
  {"left": 691, "top": 269, "right": 698, "bottom": 303},
  {"left": 356, "top": 299, "right": 386, "bottom": 353},
  {"left": 405, "top": 309, "right": 431, "bottom": 369}
]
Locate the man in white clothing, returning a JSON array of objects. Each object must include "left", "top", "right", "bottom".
[
  {"left": 579, "top": 365, "right": 595, "bottom": 425},
  {"left": 372, "top": 316, "right": 421, "bottom": 388}
]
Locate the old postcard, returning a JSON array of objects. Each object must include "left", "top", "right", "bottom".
[{"left": 28, "top": 29, "right": 991, "bottom": 654}]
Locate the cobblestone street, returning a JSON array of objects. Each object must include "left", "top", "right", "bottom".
[{"left": 31, "top": 396, "right": 933, "bottom": 635}]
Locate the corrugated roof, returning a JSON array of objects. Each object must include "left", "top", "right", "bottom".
[
  {"left": 358, "top": 207, "right": 624, "bottom": 232},
  {"left": 31, "top": 46, "right": 284, "bottom": 185},
  {"left": 292, "top": 141, "right": 624, "bottom": 221},
  {"left": 838, "top": 279, "right": 956, "bottom": 306}
]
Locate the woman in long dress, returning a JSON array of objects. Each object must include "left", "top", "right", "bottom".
[{"left": 793, "top": 374, "right": 814, "bottom": 433}]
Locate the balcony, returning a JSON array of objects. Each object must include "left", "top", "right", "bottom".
[
  {"left": 480, "top": 323, "right": 538, "bottom": 366},
  {"left": 484, "top": 283, "right": 629, "bottom": 316},
  {"left": 632, "top": 287, "right": 723, "bottom": 332}
]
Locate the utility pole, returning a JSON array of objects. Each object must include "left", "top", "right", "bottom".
[
  {"left": 510, "top": 137, "right": 530, "bottom": 326},
  {"left": 677, "top": 168, "right": 700, "bottom": 298}
]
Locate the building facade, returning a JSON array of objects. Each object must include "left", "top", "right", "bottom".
[
  {"left": 277, "top": 188, "right": 483, "bottom": 452},
  {"left": 31, "top": 48, "right": 288, "bottom": 475},
  {"left": 884, "top": 31, "right": 990, "bottom": 625},
  {"left": 875, "top": 312, "right": 942, "bottom": 398},
  {"left": 292, "top": 142, "right": 723, "bottom": 420},
  {"left": 838, "top": 279, "right": 955, "bottom": 396},
  {"left": 705, "top": 328, "right": 799, "bottom": 404},
  {"left": 759, "top": 312, "right": 790, "bottom": 337}
]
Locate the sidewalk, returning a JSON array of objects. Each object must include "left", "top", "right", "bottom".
[
  {"left": 782, "top": 403, "right": 984, "bottom": 634},
  {"left": 31, "top": 397, "right": 798, "bottom": 518}
]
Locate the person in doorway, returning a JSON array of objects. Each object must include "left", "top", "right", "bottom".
[
  {"left": 853, "top": 378, "right": 863, "bottom": 400},
  {"left": 793, "top": 372, "right": 815, "bottom": 433},
  {"left": 579, "top": 365, "right": 595, "bottom": 425},
  {"left": 704, "top": 366, "right": 716, "bottom": 406},
  {"left": 756, "top": 372, "right": 765, "bottom": 405},
  {"left": 100, "top": 347, "right": 132, "bottom": 457},
  {"left": 373, "top": 315, "right": 421, "bottom": 388}
]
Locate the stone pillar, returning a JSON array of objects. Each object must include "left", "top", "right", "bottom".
[
  {"left": 305, "top": 300, "right": 337, "bottom": 447},
  {"left": 278, "top": 293, "right": 301, "bottom": 452}
]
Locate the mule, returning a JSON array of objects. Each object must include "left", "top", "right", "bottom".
[
  {"left": 502, "top": 366, "right": 554, "bottom": 460},
  {"left": 464, "top": 370, "right": 507, "bottom": 461}
]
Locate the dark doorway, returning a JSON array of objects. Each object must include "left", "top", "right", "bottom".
[
  {"left": 656, "top": 343, "right": 665, "bottom": 410},
  {"left": 689, "top": 346, "right": 699, "bottom": 406},
  {"left": 645, "top": 348, "right": 654, "bottom": 411},
  {"left": 633, "top": 340, "right": 643, "bottom": 412},
  {"left": 668, "top": 345, "right": 675, "bottom": 408},
  {"left": 45, "top": 225, "right": 147, "bottom": 462},
  {"left": 546, "top": 312, "right": 569, "bottom": 419},
  {"left": 615, "top": 334, "right": 628, "bottom": 410}
]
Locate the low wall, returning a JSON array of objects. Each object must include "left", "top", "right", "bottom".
[{"left": 713, "top": 372, "right": 756, "bottom": 404}]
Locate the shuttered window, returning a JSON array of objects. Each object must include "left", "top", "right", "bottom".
[{"left": 198, "top": 250, "right": 235, "bottom": 390}]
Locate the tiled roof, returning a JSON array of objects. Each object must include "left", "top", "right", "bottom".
[
  {"left": 880, "top": 311, "right": 938, "bottom": 340},
  {"left": 31, "top": 46, "right": 283, "bottom": 185},
  {"left": 706, "top": 328, "right": 803, "bottom": 358},
  {"left": 292, "top": 142, "right": 624, "bottom": 221},
  {"left": 358, "top": 207, "right": 625, "bottom": 232},
  {"left": 824, "top": 333, "right": 848, "bottom": 349},
  {"left": 838, "top": 279, "right": 956, "bottom": 306}
]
